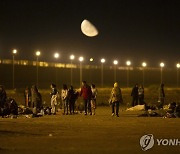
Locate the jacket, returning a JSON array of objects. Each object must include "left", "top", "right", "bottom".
[
  {"left": 80, "top": 85, "right": 92, "bottom": 100},
  {"left": 111, "top": 87, "right": 123, "bottom": 103}
]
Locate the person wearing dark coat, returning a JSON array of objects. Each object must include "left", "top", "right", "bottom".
[
  {"left": 80, "top": 81, "right": 92, "bottom": 115},
  {"left": 131, "top": 84, "right": 139, "bottom": 107},
  {"left": 0, "top": 85, "right": 7, "bottom": 117},
  {"left": 68, "top": 86, "right": 78, "bottom": 114},
  {"left": 158, "top": 83, "right": 165, "bottom": 109},
  {"left": 31, "top": 85, "right": 42, "bottom": 115}
]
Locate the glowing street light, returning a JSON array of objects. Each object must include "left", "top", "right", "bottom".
[
  {"left": 176, "top": 63, "right": 180, "bottom": 87},
  {"left": 90, "top": 58, "right": 94, "bottom": 62},
  {"left": 113, "top": 60, "right": 118, "bottom": 82},
  {"left": 35, "top": 51, "right": 41, "bottom": 87},
  {"left": 126, "top": 60, "right": 131, "bottom": 66},
  {"left": 54, "top": 52, "right": 59, "bottom": 59},
  {"left": 101, "top": 58, "right": 106, "bottom": 87},
  {"left": 126, "top": 60, "right": 131, "bottom": 87},
  {"left": 160, "top": 62, "right": 165, "bottom": 84},
  {"left": 79, "top": 56, "right": 84, "bottom": 87},
  {"left": 142, "top": 62, "right": 147, "bottom": 86},
  {"left": 12, "top": 49, "right": 17, "bottom": 89},
  {"left": 70, "top": 54, "right": 75, "bottom": 85}
]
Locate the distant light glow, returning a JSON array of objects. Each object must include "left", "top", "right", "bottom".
[
  {"left": 90, "top": 58, "right": 94, "bottom": 62},
  {"left": 12, "top": 49, "right": 17, "bottom": 54},
  {"left": 126, "top": 60, "right": 131, "bottom": 66},
  {"left": 70, "top": 55, "right": 75, "bottom": 60},
  {"left": 142, "top": 62, "right": 147, "bottom": 67},
  {"left": 160, "top": 62, "right": 165, "bottom": 67},
  {"left": 54, "top": 53, "right": 59, "bottom": 59},
  {"left": 113, "top": 60, "right": 118, "bottom": 65},
  {"left": 101, "top": 58, "right": 105, "bottom": 63},
  {"left": 36, "top": 51, "right": 41, "bottom": 56},
  {"left": 177, "top": 63, "right": 180, "bottom": 68},
  {"left": 79, "top": 56, "right": 84, "bottom": 62}
]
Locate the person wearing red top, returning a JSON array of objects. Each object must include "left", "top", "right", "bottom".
[{"left": 80, "top": 81, "right": 92, "bottom": 115}]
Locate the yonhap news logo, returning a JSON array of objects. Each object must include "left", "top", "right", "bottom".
[
  {"left": 140, "top": 134, "right": 180, "bottom": 151},
  {"left": 140, "top": 134, "right": 154, "bottom": 151}
]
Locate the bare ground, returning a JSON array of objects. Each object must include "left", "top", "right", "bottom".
[{"left": 0, "top": 107, "right": 180, "bottom": 154}]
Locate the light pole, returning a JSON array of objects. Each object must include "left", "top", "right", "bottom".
[
  {"left": 176, "top": 63, "right": 180, "bottom": 87},
  {"left": 142, "top": 62, "right": 147, "bottom": 86},
  {"left": 35, "top": 51, "right": 41, "bottom": 87},
  {"left": 79, "top": 56, "right": 84, "bottom": 87},
  {"left": 126, "top": 60, "right": 131, "bottom": 88},
  {"left": 113, "top": 60, "right": 118, "bottom": 83},
  {"left": 160, "top": 62, "right": 165, "bottom": 84},
  {"left": 101, "top": 58, "right": 105, "bottom": 87},
  {"left": 12, "top": 49, "right": 17, "bottom": 89},
  {"left": 54, "top": 52, "right": 60, "bottom": 86},
  {"left": 89, "top": 58, "right": 94, "bottom": 82},
  {"left": 70, "top": 55, "right": 75, "bottom": 85}
]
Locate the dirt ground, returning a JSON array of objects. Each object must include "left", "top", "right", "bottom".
[{"left": 0, "top": 107, "right": 180, "bottom": 154}]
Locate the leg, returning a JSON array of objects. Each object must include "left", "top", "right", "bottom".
[
  {"left": 84, "top": 99, "right": 87, "bottom": 115},
  {"left": 88, "top": 99, "right": 92, "bottom": 115},
  {"left": 132, "top": 97, "right": 135, "bottom": 107},
  {"left": 66, "top": 100, "right": 68, "bottom": 114},
  {"left": 69, "top": 100, "right": 72, "bottom": 114},
  {"left": 116, "top": 101, "right": 120, "bottom": 116},
  {"left": 112, "top": 102, "right": 115, "bottom": 115}
]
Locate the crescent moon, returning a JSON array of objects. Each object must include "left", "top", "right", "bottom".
[{"left": 81, "top": 19, "right": 98, "bottom": 37}]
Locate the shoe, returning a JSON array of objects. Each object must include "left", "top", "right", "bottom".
[
  {"left": 84, "top": 113, "right": 87, "bottom": 115},
  {"left": 116, "top": 114, "right": 119, "bottom": 117},
  {"left": 111, "top": 113, "right": 115, "bottom": 116}
]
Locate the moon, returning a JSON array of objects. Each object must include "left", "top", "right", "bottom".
[{"left": 81, "top": 19, "right": 98, "bottom": 37}]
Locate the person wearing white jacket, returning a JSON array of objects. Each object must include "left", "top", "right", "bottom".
[{"left": 61, "top": 84, "right": 68, "bottom": 115}]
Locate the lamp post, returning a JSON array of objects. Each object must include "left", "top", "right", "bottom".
[
  {"left": 126, "top": 60, "right": 131, "bottom": 88},
  {"left": 79, "top": 56, "right": 84, "bottom": 87},
  {"left": 160, "top": 62, "right": 165, "bottom": 84},
  {"left": 89, "top": 58, "right": 94, "bottom": 82},
  {"left": 176, "top": 63, "right": 180, "bottom": 87},
  {"left": 54, "top": 52, "right": 60, "bottom": 85},
  {"left": 70, "top": 55, "right": 75, "bottom": 85},
  {"left": 35, "top": 51, "right": 41, "bottom": 87},
  {"left": 142, "top": 62, "right": 147, "bottom": 86},
  {"left": 12, "top": 49, "right": 17, "bottom": 89},
  {"left": 113, "top": 60, "right": 118, "bottom": 83},
  {"left": 100, "top": 58, "right": 105, "bottom": 87}
]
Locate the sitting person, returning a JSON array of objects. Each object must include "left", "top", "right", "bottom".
[{"left": 0, "top": 85, "right": 7, "bottom": 117}]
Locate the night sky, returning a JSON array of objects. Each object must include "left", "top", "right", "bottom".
[{"left": 0, "top": 0, "right": 180, "bottom": 66}]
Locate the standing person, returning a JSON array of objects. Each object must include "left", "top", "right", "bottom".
[
  {"left": 61, "top": 84, "right": 68, "bottom": 115},
  {"left": 31, "top": 85, "right": 42, "bottom": 115},
  {"left": 0, "top": 85, "right": 7, "bottom": 117},
  {"left": 50, "top": 83, "right": 58, "bottom": 115},
  {"left": 68, "top": 86, "right": 78, "bottom": 114},
  {"left": 24, "top": 86, "right": 31, "bottom": 107},
  {"left": 80, "top": 81, "right": 92, "bottom": 115},
  {"left": 110, "top": 82, "right": 123, "bottom": 117},
  {"left": 138, "top": 84, "right": 144, "bottom": 105},
  {"left": 158, "top": 83, "right": 165, "bottom": 109},
  {"left": 91, "top": 84, "right": 98, "bottom": 115},
  {"left": 131, "top": 84, "right": 139, "bottom": 107}
]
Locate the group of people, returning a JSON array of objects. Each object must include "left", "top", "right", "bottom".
[
  {"left": 24, "top": 81, "right": 98, "bottom": 116},
  {"left": 0, "top": 81, "right": 168, "bottom": 118},
  {"left": 131, "top": 84, "right": 145, "bottom": 106},
  {"left": 131, "top": 83, "right": 165, "bottom": 109}
]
